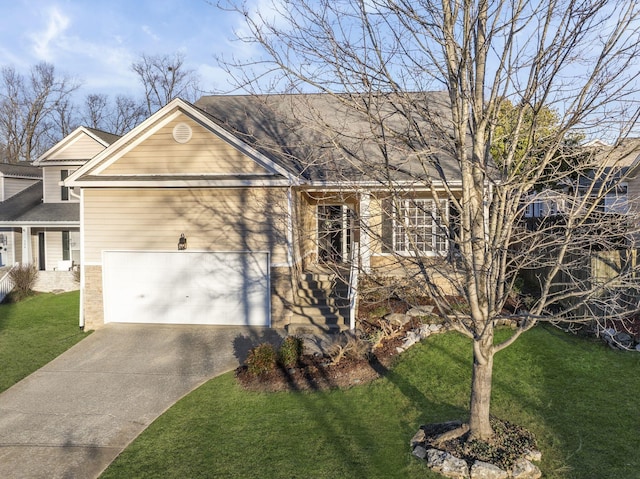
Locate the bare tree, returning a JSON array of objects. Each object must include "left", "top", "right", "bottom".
[
  {"left": 81, "top": 93, "right": 145, "bottom": 135},
  {"left": 131, "top": 52, "right": 200, "bottom": 115},
  {"left": 82, "top": 93, "right": 109, "bottom": 130},
  {"left": 220, "top": 0, "right": 640, "bottom": 441},
  {"left": 0, "top": 62, "right": 79, "bottom": 163}
]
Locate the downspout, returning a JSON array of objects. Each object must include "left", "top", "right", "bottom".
[{"left": 76, "top": 188, "right": 85, "bottom": 329}]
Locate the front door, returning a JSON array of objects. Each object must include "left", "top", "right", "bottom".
[{"left": 317, "top": 205, "right": 351, "bottom": 263}]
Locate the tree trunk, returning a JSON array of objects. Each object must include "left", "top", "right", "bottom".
[{"left": 468, "top": 339, "right": 495, "bottom": 440}]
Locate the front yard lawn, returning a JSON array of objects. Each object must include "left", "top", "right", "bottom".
[
  {"left": 0, "top": 291, "right": 86, "bottom": 393},
  {"left": 101, "top": 325, "right": 640, "bottom": 479}
]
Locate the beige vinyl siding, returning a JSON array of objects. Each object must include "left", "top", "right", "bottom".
[
  {"left": 101, "top": 115, "right": 270, "bottom": 176},
  {"left": 2, "top": 178, "right": 39, "bottom": 200},
  {"left": 48, "top": 135, "right": 105, "bottom": 160},
  {"left": 83, "top": 188, "right": 290, "bottom": 265},
  {"left": 43, "top": 167, "right": 79, "bottom": 203}
]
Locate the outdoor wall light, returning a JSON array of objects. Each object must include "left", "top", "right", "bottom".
[{"left": 178, "top": 233, "right": 187, "bottom": 250}]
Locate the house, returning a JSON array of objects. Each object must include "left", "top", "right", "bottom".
[
  {"left": 0, "top": 127, "right": 120, "bottom": 271},
  {"left": 0, "top": 163, "right": 42, "bottom": 267},
  {"left": 64, "top": 94, "right": 464, "bottom": 332},
  {"left": 524, "top": 138, "right": 640, "bottom": 220}
]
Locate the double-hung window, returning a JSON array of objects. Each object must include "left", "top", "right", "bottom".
[
  {"left": 393, "top": 199, "right": 448, "bottom": 255},
  {"left": 61, "top": 170, "right": 69, "bottom": 201}
]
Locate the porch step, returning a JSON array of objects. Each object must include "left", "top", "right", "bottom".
[{"left": 286, "top": 269, "right": 350, "bottom": 334}]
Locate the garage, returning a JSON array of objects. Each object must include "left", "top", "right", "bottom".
[{"left": 102, "top": 251, "right": 270, "bottom": 326}]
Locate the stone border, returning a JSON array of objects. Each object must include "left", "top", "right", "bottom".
[{"left": 411, "top": 427, "right": 542, "bottom": 479}]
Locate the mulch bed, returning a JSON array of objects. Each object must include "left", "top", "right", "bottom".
[{"left": 235, "top": 325, "right": 409, "bottom": 392}]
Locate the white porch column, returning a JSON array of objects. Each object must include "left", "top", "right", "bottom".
[
  {"left": 359, "top": 191, "right": 371, "bottom": 273},
  {"left": 21, "top": 227, "right": 32, "bottom": 265}
]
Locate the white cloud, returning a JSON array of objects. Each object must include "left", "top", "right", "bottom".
[
  {"left": 141, "top": 25, "right": 160, "bottom": 42},
  {"left": 30, "top": 6, "right": 71, "bottom": 60}
]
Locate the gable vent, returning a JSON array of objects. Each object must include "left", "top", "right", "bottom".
[{"left": 172, "top": 123, "right": 193, "bottom": 143}]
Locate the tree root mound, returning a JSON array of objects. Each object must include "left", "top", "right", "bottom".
[{"left": 418, "top": 417, "right": 538, "bottom": 471}]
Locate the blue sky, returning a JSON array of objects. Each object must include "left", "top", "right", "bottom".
[{"left": 0, "top": 0, "right": 256, "bottom": 98}]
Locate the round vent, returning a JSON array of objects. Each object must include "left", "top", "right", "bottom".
[{"left": 172, "top": 123, "right": 192, "bottom": 143}]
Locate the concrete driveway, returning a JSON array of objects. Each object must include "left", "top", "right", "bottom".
[{"left": 0, "top": 323, "right": 284, "bottom": 479}]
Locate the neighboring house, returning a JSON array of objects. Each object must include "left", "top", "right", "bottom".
[
  {"left": 0, "top": 163, "right": 42, "bottom": 266},
  {"left": 65, "top": 94, "right": 464, "bottom": 332},
  {"left": 524, "top": 138, "right": 640, "bottom": 221},
  {"left": 0, "top": 127, "right": 120, "bottom": 271}
]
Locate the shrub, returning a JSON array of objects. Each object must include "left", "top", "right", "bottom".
[
  {"left": 8, "top": 264, "right": 38, "bottom": 302},
  {"left": 328, "top": 333, "right": 372, "bottom": 365},
  {"left": 246, "top": 343, "right": 277, "bottom": 376},
  {"left": 278, "top": 336, "right": 303, "bottom": 368}
]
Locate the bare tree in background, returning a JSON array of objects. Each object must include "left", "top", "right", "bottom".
[
  {"left": 0, "top": 62, "right": 79, "bottom": 163},
  {"left": 220, "top": 0, "right": 640, "bottom": 440},
  {"left": 81, "top": 93, "right": 146, "bottom": 135},
  {"left": 131, "top": 52, "right": 200, "bottom": 115}
]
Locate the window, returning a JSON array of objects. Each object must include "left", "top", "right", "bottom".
[
  {"left": 62, "top": 231, "right": 70, "bottom": 261},
  {"left": 603, "top": 184, "right": 628, "bottom": 214},
  {"left": 61, "top": 170, "right": 69, "bottom": 201},
  {"left": 393, "top": 199, "right": 448, "bottom": 254}
]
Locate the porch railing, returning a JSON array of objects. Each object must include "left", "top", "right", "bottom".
[
  {"left": 0, "top": 263, "right": 17, "bottom": 303},
  {"left": 348, "top": 242, "right": 359, "bottom": 331}
]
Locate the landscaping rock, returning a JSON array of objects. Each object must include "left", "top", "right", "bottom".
[
  {"left": 412, "top": 445, "right": 428, "bottom": 459},
  {"left": 410, "top": 428, "right": 426, "bottom": 447},
  {"left": 407, "top": 305, "right": 435, "bottom": 317},
  {"left": 601, "top": 328, "right": 635, "bottom": 350},
  {"left": 510, "top": 458, "right": 542, "bottom": 479},
  {"left": 401, "top": 331, "right": 419, "bottom": 350},
  {"left": 412, "top": 421, "right": 542, "bottom": 478},
  {"left": 615, "top": 332, "right": 634, "bottom": 348},
  {"left": 636, "top": 343, "right": 640, "bottom": 352},
  {"left": 524, "top": 449, "right": 542, "bottom": 462},
  {"left": 470, "top": 460, "right": 508, "bottom": 479},
  {"left": 416, "top": 324, "right": 432, "bottom": 339},
  {"left": 427, "top": 449, "right": 470, "bottom": 479},
  {"left": 385, "top": 312, "right": 410, "bottom": 327}
]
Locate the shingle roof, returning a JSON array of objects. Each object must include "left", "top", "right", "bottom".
[
  {"left": 0, "top": 181, "right": 79, "bottom": 223},
  {"left": 194, "top": 92, "right": 461, "bottom": 185},
  {"left": 0, "top": 181, "right": 43, "bottom": 221},
  {"left": 12, "top": 202, "right": 79, "bottom": 223},
  {"left": 0, "top": 163, "right": 42, "bottom": 179},
  {"left": 85, "top": 127, "right": 121, "bottom": 146}
]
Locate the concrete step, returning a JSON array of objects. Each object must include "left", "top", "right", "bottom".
[
  {"left": 298, "top": 279, "right": 335, "bottom": 291},
  {"left": 286, "top": 322, "right": 347, "bottom": 335},
  {"left": 300, "top": 271, "right": 335, "bottom": 282},
  {"left": 293, "top": 305, "right": 349, "bottom": 320}
]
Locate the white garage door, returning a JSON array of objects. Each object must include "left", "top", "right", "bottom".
[{"left": 102, "top": 251, "right": 270, "bottom": 326}]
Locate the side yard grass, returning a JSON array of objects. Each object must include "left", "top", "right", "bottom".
[
  {"left": 101, "top": 325, "right": 640, "bottom": 479},
  {"left": 0, "top": 291, "right": 86, "bottom": 393}
]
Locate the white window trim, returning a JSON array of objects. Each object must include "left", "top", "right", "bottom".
[{"left": 393, "top": 199, "right": 448, "bottom": 256}]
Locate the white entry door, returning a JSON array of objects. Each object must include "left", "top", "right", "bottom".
[{"left": 102, "top": 251, "right": 270, "bottom": 326}]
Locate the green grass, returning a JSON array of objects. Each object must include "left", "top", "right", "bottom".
[
  {"left": 0, "top": 291, "right": 87, "bottom": 393},
  {"left": 101, "top": 325, "right": 640, "bottom": 479}
]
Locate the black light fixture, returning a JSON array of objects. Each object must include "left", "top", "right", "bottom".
[{"left": 178, "top": 233, "right": 187, "bottom": 250}]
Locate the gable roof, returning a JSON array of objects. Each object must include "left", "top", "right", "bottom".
[
  {"left": 66, "top": 98, "right": 299, "bottom": 187},
  {"left": 34, "top": 126, "right": 120, "bottom": 166},
  {"left": 194, "top": 92, "right": 462, "bottom": 186},
  {"left": 85, "top": 127, "right": 121, "bottom": 146},
  {"left": 0, "top": 162, "right": 42, "bottom": 179}
]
